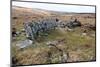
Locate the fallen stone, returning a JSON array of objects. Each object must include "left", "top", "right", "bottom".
[{"left": 16, "top": 39, "right": 33, "bottom": 49}]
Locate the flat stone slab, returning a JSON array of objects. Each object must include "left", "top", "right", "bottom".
[{"left": 16, "top": 39, "right": 33, "bottom": 49}]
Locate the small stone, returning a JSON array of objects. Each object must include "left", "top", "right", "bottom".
[{"left": 82, "top": 33, "right": 87, "bottom": 36}]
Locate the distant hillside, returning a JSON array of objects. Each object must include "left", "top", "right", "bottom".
[{"left": 12, "top": 6, "right": 95, "bottom": 30}]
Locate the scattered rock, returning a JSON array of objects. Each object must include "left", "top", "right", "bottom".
[{"left": 66, "top": 18, "right": 81, "bottom": 29}]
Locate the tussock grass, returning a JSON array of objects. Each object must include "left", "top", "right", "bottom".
[
  {"left": 12, "top": 7, "right": 96, "bottom": 65},
  {"left": 12, "top": 27, "right": 95, "bottom": 65}
]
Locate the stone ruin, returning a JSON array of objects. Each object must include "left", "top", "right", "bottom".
[
  {"left": 13, "top": 18, "right": 81, "bottom": 49},
  {"left": 24, "top": 18, "right": 81, "bottom": 41},
  {"left": 24, "top": 18, "right": 59, "bottom": 40}
]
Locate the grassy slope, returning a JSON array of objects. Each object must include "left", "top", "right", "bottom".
[
  {"left": 11, "top": 7, "right": 96, "bottom": 65},
  {"left": 12, "top": 27, "right": 95, "bottom": 65}
]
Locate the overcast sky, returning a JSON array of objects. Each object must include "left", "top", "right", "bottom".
[{"left": 12, "top": 1, "right": 95, "bottom": 13}]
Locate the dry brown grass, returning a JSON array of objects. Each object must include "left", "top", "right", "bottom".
[{"left": 12, "top": 6, "right": 96, "bottom": 65}]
